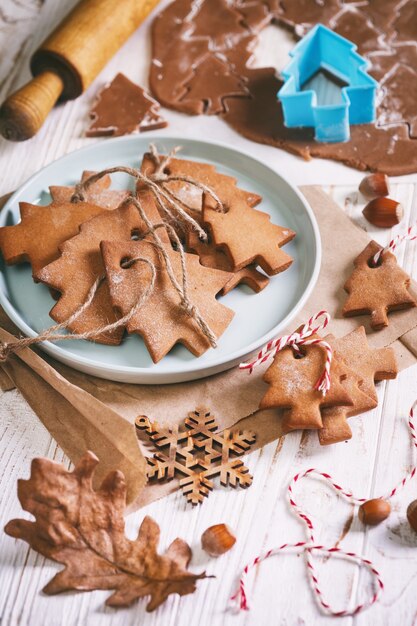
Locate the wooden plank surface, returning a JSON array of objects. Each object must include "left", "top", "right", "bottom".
[{"left": 1, "top": 2, "right": 417, "bottom": 625}]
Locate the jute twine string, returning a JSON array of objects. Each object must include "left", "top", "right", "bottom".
[
  {"left": 119, "top": 193, "right": 217, "bottom": 347},
  {"left": 0, "top": 258, "right": 156, "bottom": 362},
  {"left": 73, "top": 145, "right": 218, "bottom": 347},
  {"left": 147, "top": 144, "right": 226, "bottom": 220},
  {"left": 0, "top": 146, "right": 221, "bottom": 360},
  {"left": 231, "top": 399, "right": 417, "bottom": 616},
  {"left": 71, "top": 145, "right": 226, "bottom": 240}
]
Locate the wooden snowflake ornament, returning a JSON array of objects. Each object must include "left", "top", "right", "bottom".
[
  {"left": 342, "top": 240, "right": 417, "bottom": 330},
  {"left": 135, "top": 407, "right": 256, "bottom": 505}
]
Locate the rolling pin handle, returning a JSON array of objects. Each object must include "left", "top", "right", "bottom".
[{"left": 0, "top": 71, "right": 64, "bottom": 141}]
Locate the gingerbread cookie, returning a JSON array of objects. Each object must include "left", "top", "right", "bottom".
[
  {"left": 141, "top": 153, "right": 295, "bottom": 275},
  {"left": 141, "top": 152, "right": 262, "bottom": 214},
  {"left": 186, "top": 230, "right": 269, "bottom": 295},
  {"left": 101, "top": 239, "right": 235, "bottom": 362},
  {"left": 35, "top": 193, "right": 166, "bottom": 345},
  {"left": 49, "top": 170, "right": 130, "bottom": 209},
  {"left": 342, "top": 240, "right": 417, "bottom": 330},
  {"left": 319, "top": 326, "right": 398, "bottom": 445},
  {"left": 0, "top": 200, "right": 105, "bottom": 276},
  {"left": 281, "top": 360, "right": 374, "bottom": 442},
  {"left": 146, "top": 156, "right": 269, "bottom": 294},
  {"left": 259, "top": 334, "right": 353, "bottom": 431},
  {"left": 86, "top": 73, "right": 168, "bottom": 137}
]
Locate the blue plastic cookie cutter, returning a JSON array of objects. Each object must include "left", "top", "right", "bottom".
[{"left": 278, "top": 24, "right": 378, "bottom": 143}]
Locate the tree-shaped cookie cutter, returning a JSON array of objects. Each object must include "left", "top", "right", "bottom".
[{"left": 278, "top": 24, "right": 378, "bottom": 143}]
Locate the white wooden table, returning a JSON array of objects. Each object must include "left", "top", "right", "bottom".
[{"left": 1, "top": 2, "right": 417, "bottom": 625}]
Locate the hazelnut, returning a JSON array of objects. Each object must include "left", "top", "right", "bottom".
[
  {"left": 406, "top": 499, "right": 417, "bottom": 532},
  {"left": 201, "top": 523, "right": 236, "bottom": 557},
  {"left": 358, "top": 498, "right": 391, "bottom": 526},
  {"left": 362, "top": 197, "right": 403, "bottom": 228},
  {"left": 359, "top": 172, "right": 390, "bottom": 200}
]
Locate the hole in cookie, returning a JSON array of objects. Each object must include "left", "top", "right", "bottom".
[
  {"left": 367, "top": 255, "right": 382, "bottom": 268},
  {"left": 292, "top": 348, "right": 306, "bottom": 359},
  {"left": 131, "top": 228, "right": 141, "bottom": 240},
  {"left": 199, "top": 231, "right": 211, "bottom": 244},
  {"left": 120, "top": 256, "right": 134, "bottom": 269}
]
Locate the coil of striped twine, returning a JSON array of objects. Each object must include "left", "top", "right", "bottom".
[
  {"left": 230, "top": 400, "right": 417, "bottom": 616},
  {"left": 372, "top": 223, "right": 417, "bottom": 266},
  {"left": 239, "top": 310, "right": 333, "bottom": 395}
]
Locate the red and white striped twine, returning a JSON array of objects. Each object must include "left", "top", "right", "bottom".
[
  {"left": 230, "top": 399, "right": 417, "bottom": 616},
  {"left": 372, "top": 223, "right": 417, "bottom": 266},
  {"left": 239, "top": 310, "right": 333, "bottom": 394}
]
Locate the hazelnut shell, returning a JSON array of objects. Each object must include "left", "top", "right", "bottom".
[
  {"left": 362, "top": 197, "right": 403, "bottom": 228},
  {"left": 358, "top": 499, "right": 391, "bottom": 526},
  {"left": 407, "top": 499, "right": 417, "bottom": 532},
  {"left": 359, "top": 173, "right": 390, "bottom": 200},
  {"left": 201, "top": 523, "right": 236, "bottom": 557}
]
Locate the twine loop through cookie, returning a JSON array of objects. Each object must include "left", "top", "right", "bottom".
[
  {"left": 0, "top": 258, "right": 156, "bottom": 362},
  {"left": 239, "top": 310, "right": 332, "bottom": 394},
  {"left": 70, "top": 145, "right": 226, "bottom": 349},
  {"left": 0, "top": 145, "right": 225, "bottom": 362},
  {"left": 372, "top": 223, "right": 417, "bottom": 266},
  {"left": 230, "top": 398, "right": 417, "bottom": 616}
]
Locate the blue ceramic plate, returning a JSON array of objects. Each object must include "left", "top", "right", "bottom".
[{"left": 0, "top": 136, "right": 321, "bottom": 383}]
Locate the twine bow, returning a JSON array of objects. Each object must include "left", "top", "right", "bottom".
[
  {"left": 230, "top": 399, "right": 417, "bottom": 616},
  {"left": 239, "top": 310, "right": 333, "bottom": 395}
]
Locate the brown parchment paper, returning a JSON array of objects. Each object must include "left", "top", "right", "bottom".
[{"left": 1, "top": 186, "right": 417, "bottom": 508}]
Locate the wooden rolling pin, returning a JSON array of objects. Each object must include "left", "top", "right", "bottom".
[{"left": 0, "top": 0, "right": 160, "bottom": 141}]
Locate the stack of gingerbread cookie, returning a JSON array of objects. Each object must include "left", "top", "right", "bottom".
[
  {"left": 0, "top": 151, "right": 295, "bottom": 362},
  {"left": 259, "top": 325, "right": 398, "bottom": 445}
]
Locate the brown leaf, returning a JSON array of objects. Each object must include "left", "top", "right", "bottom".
[{"left": 4, "top": 452, "right": 207, "bottom": 611}]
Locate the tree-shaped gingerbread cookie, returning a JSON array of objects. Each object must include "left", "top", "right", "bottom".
[
  {"left": 343, "top": 240, "right": 416, "bottom": 330},
  {"left": 259, "top": 336, "right": 353, "bottom": 430}
]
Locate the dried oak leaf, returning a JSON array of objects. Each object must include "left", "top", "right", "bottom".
[{"left": 4, "top": 451, "right": 207, "bottom": 611}]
